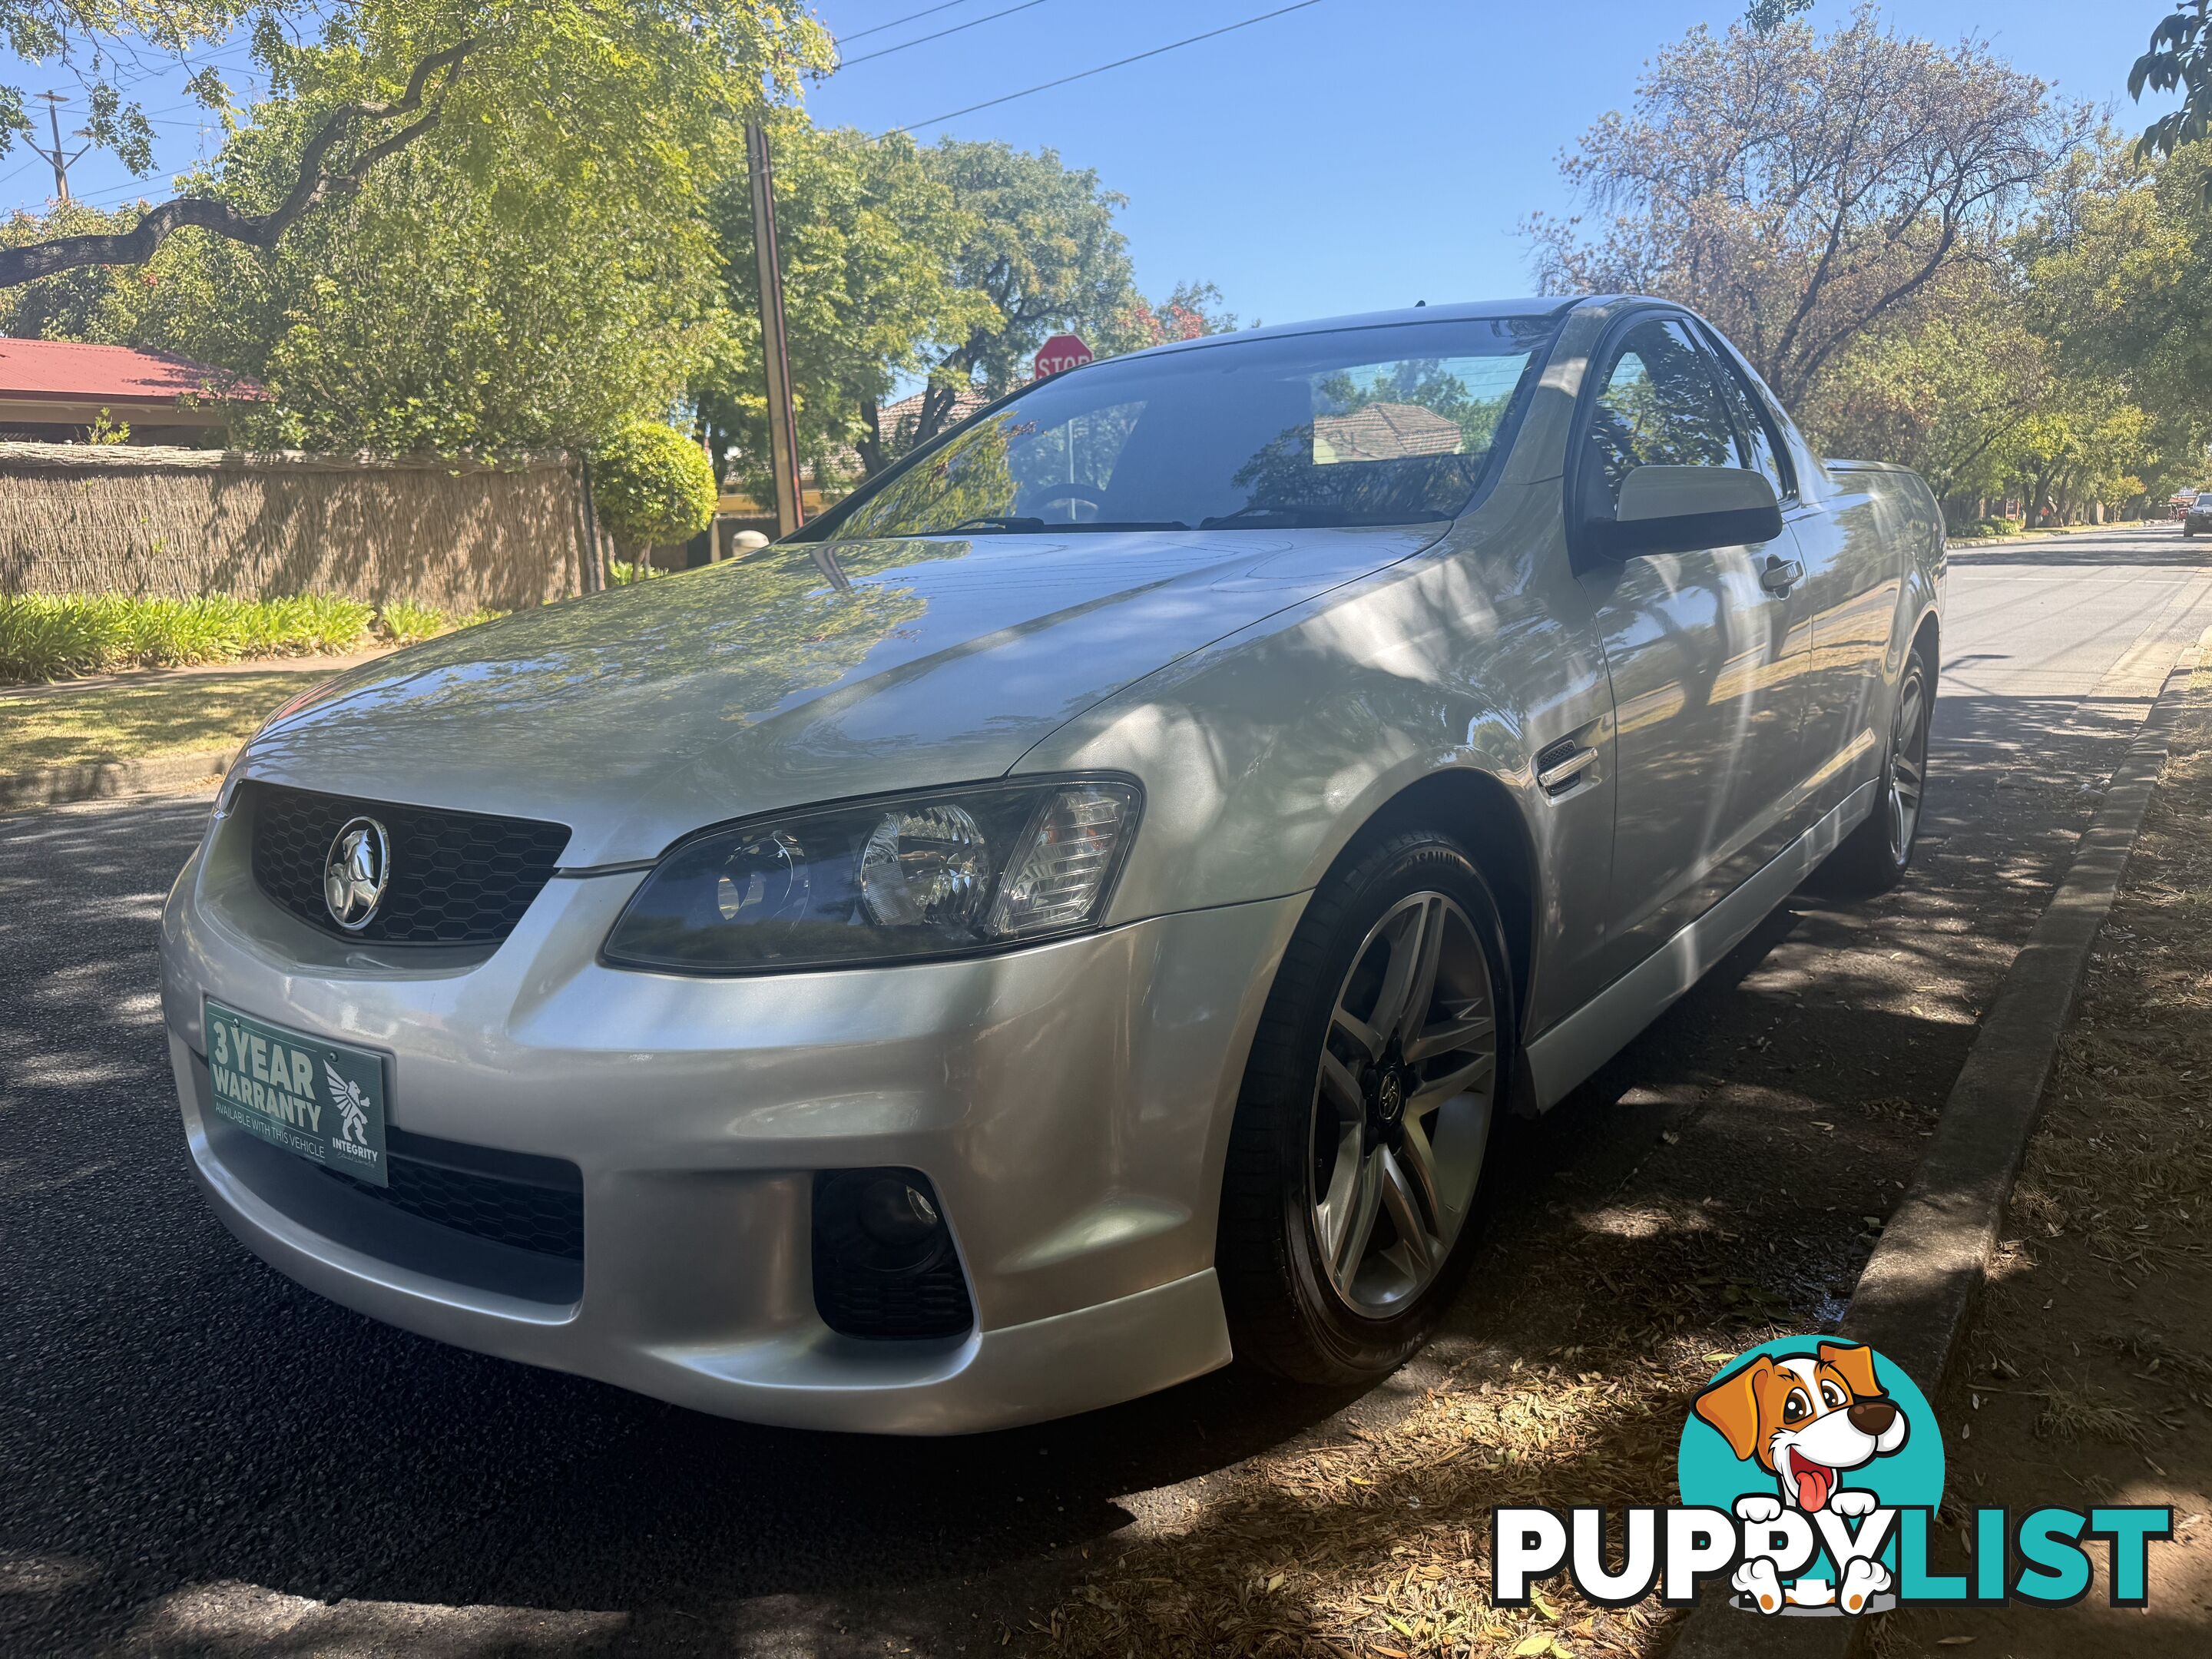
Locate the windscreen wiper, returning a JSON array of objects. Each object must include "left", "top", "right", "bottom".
[
  {"left": 1055, "top": 519, "right": 1191, "bottom": 532},
  {"left": 1199, "top": 506, "right": 1450, "bottom": 530},
  {"left": 922, "top": 516, "right": 1193, "bottom": 535},
  {"left": 1200, "top": 505, "right": 1330, "bottom": 528},
  {"left": 933, "top": 515, "right": 1048, "bottom": 534}
]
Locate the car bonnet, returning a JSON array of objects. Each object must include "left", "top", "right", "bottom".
[{"left": 234, "top": 525, "right": 1445, "bottom": 866}]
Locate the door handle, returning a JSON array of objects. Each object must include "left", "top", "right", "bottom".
[
  {"left": 1760, "top": 555, "right": 1804, "bottom": 596},
  {"left": 1535, "top": 743, "right": 1600, "bottom": 796}
]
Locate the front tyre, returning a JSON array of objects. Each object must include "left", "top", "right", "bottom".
[
  {"left": 1818, "top": 644, "right": 1933, "bottom": 897},
  {"left": 1217, "top": 831, "right": 1515, "bottom": 1385}
]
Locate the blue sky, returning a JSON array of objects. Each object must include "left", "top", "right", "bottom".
[{"left": 0, "top": 2, "right": 2177, "bottom": 327}]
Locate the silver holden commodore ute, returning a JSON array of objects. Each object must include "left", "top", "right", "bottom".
[{"left": 160, "top": 297, "right": 1944, "bottom": 1432}]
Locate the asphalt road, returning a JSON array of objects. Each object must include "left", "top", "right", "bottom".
[{"left": 3, "top": 523, "right": 2208, "bottom": 1657}]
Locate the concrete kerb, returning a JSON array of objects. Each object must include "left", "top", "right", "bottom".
[
  {"left": 0, "top": 749, "right": 232, "bottom": 813},
  {"left": 1665, "top": 638, "right": 2207, "bottom": 1659}
]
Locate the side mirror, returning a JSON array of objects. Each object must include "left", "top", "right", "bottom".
[{"left": 1583, "top": 465, "right": 1784, "bottom": 561}]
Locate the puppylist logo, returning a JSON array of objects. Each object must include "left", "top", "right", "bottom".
[{"left": 1492, "top": 1337, "right": 2174, "bottom": 1618}]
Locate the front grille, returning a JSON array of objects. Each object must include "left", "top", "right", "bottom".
[
  {"left": 319, "top": 1128, "right": 583, "bottom": 1260},
  {"left": 247, "top": 782, "right": 570, "bottom": 945}
]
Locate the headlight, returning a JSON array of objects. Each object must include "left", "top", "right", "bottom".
[{"left": 601, "top": 777, "right": 1142, "bottom": 974}]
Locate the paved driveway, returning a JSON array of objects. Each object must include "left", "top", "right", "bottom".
[{"left": 2, "top": 524, "right": 2206, "bottom": 1656}]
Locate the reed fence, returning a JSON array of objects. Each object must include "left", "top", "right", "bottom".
[{"left": 0, "top": 443, "right": 591, "bottom": 613}]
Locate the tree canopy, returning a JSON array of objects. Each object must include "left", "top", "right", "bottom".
[
  {"left": 0, "top": 0, "right": 830, "bottom": 288},
  {"left": 698, "top": 126, "right": 1234, "bottom": 495},
  {"left": 889, "top": 141, "right": 1150, "bottom": 455},
  {"left": 1532, "top": 4, "right": 2088, "bottom": 409},
  {"left": 695, "top": 118, "right": 987, "bottom": 499},
  {"left": 1529, "top": 5, "right": 2212, "bottom": 522},
  {"left": 2135, "top": 4, "right": 2210, "bottom": 167}
]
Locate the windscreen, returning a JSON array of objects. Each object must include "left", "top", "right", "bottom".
[{"left": 803, "top": 315, "right": 1558, "bottom": 541}]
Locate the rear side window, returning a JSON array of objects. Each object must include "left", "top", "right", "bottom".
[
  {"left": 1580, "top": 319, "right": 1738, "bottom": 518},
  {"left": 1698, "top": 333, "right": 1793, "bottom": 497}
]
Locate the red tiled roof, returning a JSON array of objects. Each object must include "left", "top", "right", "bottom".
[
  {"left": 874, "top": 384, "right": 992, "bottom": 440},
  {"left": 1313, "top": 402, "right": 1463, "bottom": 463},
  {"left": 0, "top": 337, "right": 263, "bottom": 404}
]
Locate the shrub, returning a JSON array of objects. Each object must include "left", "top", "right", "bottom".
[
  {"left": 591, "top": 421, "right": 717, "bottom": 563},
  {"left": 0, "top": 594, "right": 376, "bottom": 683},
  {"left": 376, "top": 602, "right": 505, "bottom": 646}
]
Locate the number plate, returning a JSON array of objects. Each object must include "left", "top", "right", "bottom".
[{"left": 202, "top": 999, "right": 389, "bottom": 1187}]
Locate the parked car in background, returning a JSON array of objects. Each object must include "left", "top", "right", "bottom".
[
  {"left": 2184, "top": 492, "right": 2212, "bottom": 536},
  {"left": 161, "top": 296, "right": 1943, "bottom": 1432}
]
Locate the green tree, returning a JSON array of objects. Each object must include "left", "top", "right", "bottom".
[
  {"left": 1796, "top": 292, "right": 2050, "bottom": 502},
  {"left": 697, "top": 118, "right": 990, "bottom": 499},
  {"left": 1529, "top": 4, "right": 2088, "bottom": 409},
  {"left": 1744, "top": 0, "right": 1813, "bottom": 33},
  {"left": 2, "top": 137, "right": 728, "bottom": 454},
  {"left": 1999, "top": 384, "right": 2158, "bottom": 522},
  {"left": 0, "top": 200, "right": 144, "bottom": 340},
  {"left": 591, "top": 420, "right": 717, "bottom": 563},
  {"left": 2, "top": 2, "right": 834, "bottom": 454},
  {"left": 892, "top": 140, "right": 1147, "bottom": 452},
  {"left": 0, "top": 0, "right": 830, "bottom": 288},
  {"left": 2019, "top": 138, "right": 2212, "bottom": 491},
  {"left": 2135, "top": 4, "right": 2210, "bottom": 167},
  {"left": 700, "top": 132, "right": 1235, "bottom": 488}
]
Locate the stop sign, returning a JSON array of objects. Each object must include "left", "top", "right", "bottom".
[{"left": 1033, "top": 333, "right": 1094, "bottom": 379}]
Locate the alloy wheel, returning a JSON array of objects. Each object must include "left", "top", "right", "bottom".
[
  {"left": 1887, "top": 666, "right": 1930, "bottom": 863},
  {"left": 1310, "top": 891, "right": 1498, "bottom": 1316}
]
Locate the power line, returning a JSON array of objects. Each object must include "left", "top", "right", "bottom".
[
  {"left": 839, "top": 0, "right": 1052, "bottom": 69},
  {"left": 841, "top": 0, "right": 985, "bottom": 44},
  {"left": 26, "top": 92, "right": 91, "bottom": 200},
  {"left": 897, "top": 0, "right": 1326, "bottom": 131}
]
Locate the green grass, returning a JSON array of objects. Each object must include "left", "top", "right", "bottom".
[
  {"left": 0, "top": 594, "right": 497, "bottom": 684},
  {"left": 0, "top": 671, "right": 336, "bottom": 773}
]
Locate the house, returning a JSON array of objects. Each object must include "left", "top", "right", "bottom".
[
  {"left": 1313, "top": 402, "right": 1465, "bottom": 463},
  {"left": 0, "top": 337, "right": 262, "bottom": 443}
]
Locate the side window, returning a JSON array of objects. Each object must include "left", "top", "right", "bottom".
[
  {"left": 1698, "top": 334, "right": 1792, "bottom": 497},
  {"left": 1581, "top": 319, "right": 1738, "bottom": 519}
]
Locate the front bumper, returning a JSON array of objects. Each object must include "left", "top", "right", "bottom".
[{"left": 160, "top": 804, "right": 1304, "bottom": 1432}]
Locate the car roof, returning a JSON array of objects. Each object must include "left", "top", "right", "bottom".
[{"left": 1124, "top": 296, "right": 1589, "bottom": 363}]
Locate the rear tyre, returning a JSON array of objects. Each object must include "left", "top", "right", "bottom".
[
  {"left": 1217, "top": 830, "right": 1515, "bottom": 1385},
  {"left": 1817, "top": 644, "right": 1934, "bottom": 897}
]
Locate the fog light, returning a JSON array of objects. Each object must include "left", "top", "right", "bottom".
[
  {"left": 812, "top": 1168, "right": 974, "bottom": 1339},
  {"left": 858, "top": 1176, "right": 941, "bottom": 1256}
]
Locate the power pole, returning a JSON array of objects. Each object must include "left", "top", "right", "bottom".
[
  {"left": 28, "top": 92, "right": 91, "bottom": 203},
  {"left": 745, "top": 119, "right": 806, "bottom": 538}
]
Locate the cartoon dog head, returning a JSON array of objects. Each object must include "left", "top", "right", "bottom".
[{"left": 1693, "top": 1342, "right": 1909, "bottom": 1512}]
